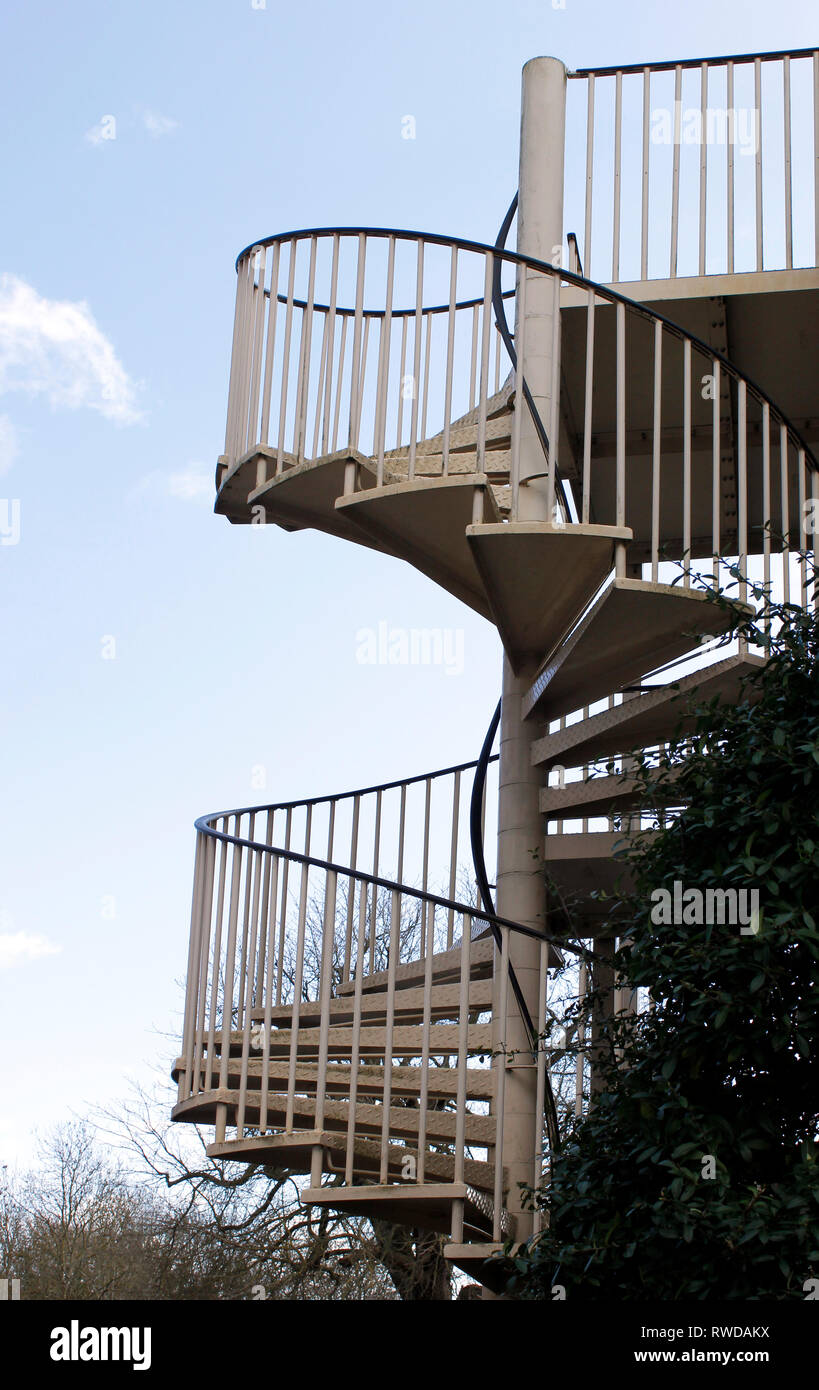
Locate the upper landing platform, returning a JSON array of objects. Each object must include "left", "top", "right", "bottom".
[{"left": 559, "top": 48, "right": 819, "bottom": 442}]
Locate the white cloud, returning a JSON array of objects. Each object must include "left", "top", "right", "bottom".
[
  {"left": 0, "top": 414, "right": 19, "bottom": 474},
  {"left": 142, "top": 110, "right": 178, "bottom": 138},
  {"left": 0, "top": 273, "right": 141, "bottom": 425},
  {"left": 130, "top": 463, "right": 213, "bottom": 505},
  {"left": 167, "top": 466, "right": 212, "bottom": 501},
  {"left": 85, "top": 115, "right": 117, "bottom": 146},
  {"left": 0, "top": 930, "right": 61, "bottom": 970}
]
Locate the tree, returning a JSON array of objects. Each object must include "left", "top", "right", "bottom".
[{"left": 502, "top": 567, "right": 819, "bottom": 1300}]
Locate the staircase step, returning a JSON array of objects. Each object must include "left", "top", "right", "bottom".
[
  {"left": 466, "top": 522, "right": 631, "bottom": 668},
  {"left": 174, "top": 1058, "right": 495, "bottom": 1101},
  {"left": 205, "top": 1131, "right": 497, "bottom": 1194},
  {"left": 443, "top": 1242, "right": 510, "bottom": 1293},
  {"left": 252, "top": 978, "right": 493, "bottom": 1028},
  {"left": 174, "top": 1086, "right": 493, "bottom": 1146},
  {"left": 540, "top": 764, "right": 684, "bottom": 818},
  {"left": 524, "top": 578, "right": 752, "bottom": 720},
  {"left": 210, "top": 1022, "right": 494, "bottom": 1058},
  {"left": 232, "top": 449, "right": 388, "bottom": 549},
  {"left": 335, "top": 474, "right": 499, "bottom": 619},
  {"left": 384, "top": 402, "right": 513, "bottom": 463},
  {"left": 544, "top": 830, "right": 653, "bottom": 933},
  {"left": 304, "top": 1185, "right": 508, "bottom": 1241},
  {"left": 336, "top": 937, "right": 495, "bottom": 996},
  {"left": 532, "top": 653, "right": 764, "bottom": 768}
]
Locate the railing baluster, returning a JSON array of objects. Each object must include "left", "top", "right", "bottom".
[
  {"left": 441, "top": 247, "right": 458, "bottom": 477},
  {"left": 699, "top": 63, "right": 708, "bottom": 277},
  {"left": 408, "top": 241, "right": 424, "bottom": 480},
  {"left": 727, "top": 62, "right": 735, "bottom": 273},
  {"left": 683, "top": 338, "right": 692, "bottom": 585},
  {"left": 295, "top": 239, "right": 317, "bottom": 460},
  {"left": 375, "top": 236, "right": 395, "bottom": 482},
  {"left": 546, "top": 271, "right": 561, "bottom": 520},
  {"left": 670, "top": 64, "right": 682, "bottom": 277},
  {"left": 416, "top": 781, "right": 434, "bottom": 1184},
  {"left": 783, "top": 56, "right": 793, "bottom": 271},
  {"left": 420, "top": 310, "right": 432, "bottom": 443},
  {"left": 276, "top": 243, "right": 297, "bottom": 475},
  {"left": 738, "top": 379, "right": 748, "bottom": 608},
  {"left": 331, "top": 315, "right": 348, "bottom": 455},
  {"left": 180, "top": 833, "right": 204, "bottom": 1099},
  {"left": 246, "top": 246, "right": 267, "bottom": 454},
  {"left": 311, "top": 868, "right": 337, "bottom": 1187},
  {"left": 799, "top": 447, "right": 808, "bottom": 604},
  {"left": 641, "top": 68, "right": 650, "bottom": 280},
  {"left": 236, "top": 811, "right": 256, "bottom": 1033},
  {"left": 217, "top": 833, "right": 244, "bottom": 1140},
  {"left": 237, "top": 847, "right": 263, "bottom": 1138},
  {"left": 452, "top": 911, "right": 472, "bottom": 1240},
  {"left": 447, "top": 770, "right": 461, "bottom": 949},
  {"left": 712, "top": 358, "right": 721, "bottom": 582},
  {"left": 259, "top": 850, "right": 280, "bottom": 1133},
  {"left": 469, "top": 303, "right": 479, "bottom": 413},
  {"left": 274, "top": 808, "right": 292, "bottom": 1007},
  {"left": 379, "top": 886, "right": 400, "bottom": 1183},
  {"left": 285, "top": 852, "right": 311, "bottom": 1132},
  {"left": 347, "top": 235, "right": 367, "bottom": 462},
  {"left": 814, "top": 52, "right": 819, "bottom": 269},
  {"left": 345, "top": 877, "right": 368, "bottom": 1184},
  {"left": 575, "top": 959, "right": 587, "bottom": 1116},
  {"left": 492, "top": 926, "right": 509, "bottom": 1242},
  {"left": 343, "top": 796, "right": 361, "bottom": 982},
  {"left": 509, "top": 271, "right": 526, "bottom": 522},
  {"left": 205, "top": 823, "right": 229, "bottom": 1091},
  {"left": 780, "top": 422, "right": 791, "bottom": 605},
  {"left": 311, "top": 311, "right": 330, "bottom": 460},
  {"left": 651, "top": 321, "right": 662, "bottom": 583},
  {"left": 762, "top": 401, "right": 772, "bottom": 649},
  {"left": 476, "top": 254, "right": 494, "bottom": 476},
  {"left": 584, "top": 74, "right": 595, "bottom": 278},
  {"left": 582, "top": 285, "right": 595, "bottom": 524},
  {"left": 224, "top": 257, "right": 250, "bottom": 464},
  {"left": 615, "top": 300, "right": 626, "bottom": 574},
  {"left": 755, "top": 57, "right": 764, "bottom": 271},
  {"left": 395, "top": 314, "right": 408, "bottom": 449},
  {"left": 612, "top": 69, "right": 622, "bottom": 281},
  {"left": 259, "top": 242, "right": 281, "bottom": 459},
  {"left": 322, "top": 235, "right": 340, "bottom": 455},
  {"left": 532, "top": 936, "right": 549, "bottom": 1234}
]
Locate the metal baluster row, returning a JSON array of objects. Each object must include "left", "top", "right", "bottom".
[{"left": 572, "top": 48, "right": 819, "bottom": 283}]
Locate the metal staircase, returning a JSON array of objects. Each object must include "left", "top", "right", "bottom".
[{"left": 173, "top": 47, "right": 818, "bottom": 1293}]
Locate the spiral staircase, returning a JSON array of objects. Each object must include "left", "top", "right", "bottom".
[{"left": 172, "top": 48, "right": 819, "bottom": 1294}]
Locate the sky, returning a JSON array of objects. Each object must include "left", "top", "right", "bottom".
[{"left": 0, "top": 0, "right": 816, "bottom": 1169}]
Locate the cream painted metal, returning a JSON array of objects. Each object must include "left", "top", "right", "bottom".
[{"left": 174, "top": 43, "right": 819, "bottom": 1292}]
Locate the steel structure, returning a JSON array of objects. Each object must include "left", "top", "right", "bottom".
[{"left": 172, "top": 49, "right": 819, "bottom": 1293}]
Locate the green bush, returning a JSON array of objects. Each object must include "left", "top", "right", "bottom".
[{"left": 503, "top": 569, "right": 819, "bottom": 1300}]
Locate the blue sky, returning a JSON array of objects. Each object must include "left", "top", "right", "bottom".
[{"left": 0, "top": 0, "right": 815, "bottom": 1167}]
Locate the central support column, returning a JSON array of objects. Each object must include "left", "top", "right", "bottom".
[
  {"left": 494, "top": 56, "right": 567, "bottom": 1246},
  {"left": 515, "top": 55, "right": 567, "bottom": 524}
]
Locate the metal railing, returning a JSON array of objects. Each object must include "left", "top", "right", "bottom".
[
  {"left": 567, "top": 47, "right": 819, "bottom": 282},
  {"left": 174, "top": 751, "right": 579, "bottom": 1241},
  {"left": 219, "top": 226, "right": 817, "bottom": 612}
]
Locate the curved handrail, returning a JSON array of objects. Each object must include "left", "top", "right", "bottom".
[
  {"left": 193, "top": 809, "right": 584, "bottom": 959},
  {"left": 230, "top": 223, "right": 817, "bottom": 470}
]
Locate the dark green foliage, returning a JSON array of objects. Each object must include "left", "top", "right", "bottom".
[{"left": 504, "top": 569, "right": 819, "bottom": 1300}]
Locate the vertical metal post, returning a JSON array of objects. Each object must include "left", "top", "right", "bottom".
[{"left": 493, "top": 53, "right": 567, "bottom": 1247}]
